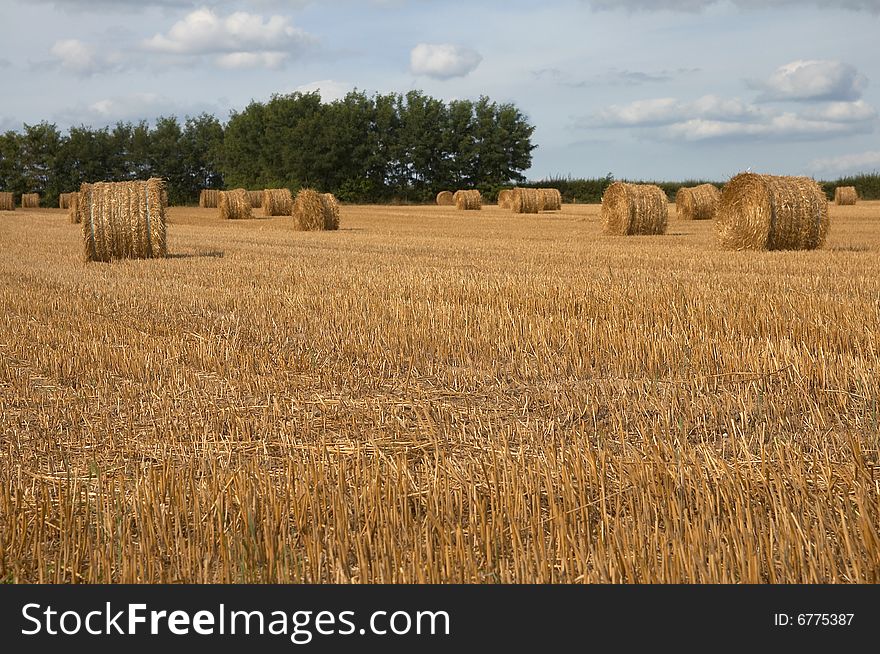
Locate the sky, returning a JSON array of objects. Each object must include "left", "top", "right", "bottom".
[{"left": 0, "top": 0, "right": 879, "bottom": 181}]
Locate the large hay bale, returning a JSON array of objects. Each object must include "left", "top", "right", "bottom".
[
  {"left": 199, "top": 189, "right": 220, "bottom": 209},
  {"left": 0, "top": 192, "right": 13, "bottom": 211},
  {"left": 293, "top": 188, "right": 337, "bottom": 231},
  {"left": 601, "top": 183, "right": 668, "bottom": 235},
  {"left": 21, "top": 193, "right": 40, "bottom": 209},
  {"left": 248, "top": 191, "right": 263, "bottom": 208},
  {"left": 498, "top": 189, "right": 513, "bottom": 209},
  {"left": 67, "top": 193, "right": 80, "bottom": 224},
  {"left": 436, "top": 191, "right": 454, "bottom": 206},
  {"left": 510, "top": 188, "right": 540, "bottom": 214},
  {"left": 454, "top": 189, "right": 482, "bottom": 211},
  {"left": 834, "top": 186, "right": 858, "bottom": 206},
  {"left": 323, "top": 193, "right": 340, "bottom": 230},
  {"left": 219, "top": 188, "right": 253, "bottom": 220},
  {"left": 538, "top": 188, "right": 562, "bottom": 211},
  {"left": 78, "top": 178, "right": 167, "bottom": 263},
  {"left": 263, "top": 188, "right": 293, "bottom": 216},
  {"left": 675, "top": 184, "right": 720, "bottom": 221},
  {"left": 716, "top": 173, "right": 829, "bottom": 251}
]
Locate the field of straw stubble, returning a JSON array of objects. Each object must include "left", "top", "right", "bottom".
[{"left": 1, "top": 201, "right": 879, "bottom": 583}]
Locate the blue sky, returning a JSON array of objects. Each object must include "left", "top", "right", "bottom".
[{"left": 1, "top": 0, "right": 878, "bottom": 180}]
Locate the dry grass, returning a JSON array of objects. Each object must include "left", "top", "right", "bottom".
[
  {"left": 835, "top": 186, "right": 859, "bottom": 206},
  {"left": 77, "top": 179, "right": 168, "bottom": 262},
  {"left": 0, "top": 192, "right": 13, "bottom": 211},
  {"left": 538, "top": 188, "right": 562, "bottom": 211},
  {"left": 263, "top": 189, "right": 294, "bottom": 217},
  {"left": 218, "top": 189, "right": 253, "bottom": 221},
  {"left": 199, "top": 190, "right": 220, "bottom": 209},
  {"left": 21, "top": 193, "right": 40, "bottom": 209},
  {"left": 293, "top": 188, "right": 338, "bottom": 231},
  {"left": 323, "top": 193, "right": 340, "bottom": 231},
  {"left": 510, "top": 188, "right": 539, "bottom": 214},
  {"left": 602, "top": 182, "right": 668, "bottom": 235},
  {"left": 436, "top": 191, "right": 454, "bottom": 206},
  {"left": 498, "top": 190, "right": 513, "bottom": 209},
  {"left": 454, "top": 190, "right": 482, "bottom": 211},
  {"left": 716, "top": 173, "right": 829, "bottom": 251},
  {"left": 676, "top": 184, "right": 720, "bottom": 221},
  {"left": 1, "top": 200, "right": 879, "bottom": 583}
]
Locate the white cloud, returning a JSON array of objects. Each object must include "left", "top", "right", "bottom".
[
  {"left": 802, "top": 100, "right": 877, "bottom": 122},
  {"left": 143, "top": 7, "right": 314, "bottom": 69},
  {"left": 664, "top": 113, "right": 871, "bottom": 141},
  {"left": 587, "top": 0, "right": 880, "bottom": 12},
  {"left": 591, "top": 95, "right": 765, "bottom": 127},
  {"left": 293, "top": 80, "right": 352, "bottom": 102},
  {"left": 50, "top": 39, "right": 98, "bottom": 75},
  {"left": 809, "top": 150, "right": 880, "bottom": 174},
  {"left": 410, "top": 43, "right": 482, "bottom": 80},
  {"left": 752, "top": 60, "right": 868, "bottom": 102},
  {"left": 54, "top": 93, "right": 226, "bottom": 127}
]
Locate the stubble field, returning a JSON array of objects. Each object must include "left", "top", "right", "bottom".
[{"left": 1, "top": 201, "right": 879, "bottom": 583}]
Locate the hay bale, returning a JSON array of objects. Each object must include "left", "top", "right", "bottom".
[
  {"left": 497, "top": 189, "right": 513, "bottom": 209},
  {"left": 510, "top": 188, "right": 540, "bottom": 214},
  {"left": 218, "top": 188, "right": 253, "bottom": 220},
  {"left": 538, "top": 188, "right": 562, "bottom": 211},
  {"left": 248, "top": 191, "right": 263, "bottom": 208},
  {"left": 21, "top": 193, "right": 40, "bottom": 209},
  {"left": 454, "top": 189, "right": 482, "bottom": 211},
  {"left": 67, "top": 193, "right": 80, "bottom": 223},
  {"left": 263, "top": 188, "right": 293, "bottom": 216},
  {"left": 59, "top": 193, "right": 73, "bottom": 210},
  {"left": 675, "top": 184, "right": 720, "bottom": 221},
  {"left": 0, "top": 192, "right": 14, "bottom": 211},
  {"left": 601, "top": 182, "right": 668, "bottom": 235},
  {"left": 436, "top": 191, "right": 454, "bottom": 206},
  {"left": 323, "top": 193, "right": 340, "bottom": 230},
  {"left": 293, "top": 188, "right": 337, "bottom": 231},
  {"left": 199, "top": 189, "right": 220, "bottom": 209},
  {"left": 78, "top": 178, "right": 167, "bottom": 263},
  {"left": 715, "top": 173, "right": 829, "bottom": 251},
  {"left": 834, "top": 186, "right": 858, "bottom": 206}
]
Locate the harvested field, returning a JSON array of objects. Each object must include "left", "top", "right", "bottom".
[{"left": 1, "top": 201, "right": 879, "bottom": 583}]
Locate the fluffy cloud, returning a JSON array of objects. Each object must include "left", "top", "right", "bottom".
[
  {"left": 591, "top": 95, "right": 765, "bottom": 127},
  {"left": 54, "top": 93, "right": 226, "bottom": 127},
  {"left": 752, "top": 60, "right": 868, "bottom": 102},
  {"left": 143, "top": 7, "right": 314, "bottom": 69},
  {"left": 410, "top": 44, "right": 482, "bottom": 80},
  {"left": 808, "top": 150, "right": 880, "bottom": 174},
  {"left": 49, "top": 39, "right": 127, "bottom": 76},
  {"left": 586, "top": 0, "right": 880, "bottom": 12},
  {"left": 293, "top": 79, "right": 352, "bottom": 102}
]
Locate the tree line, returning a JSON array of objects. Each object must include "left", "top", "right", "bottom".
[{"left": 0, "top": 90, "right": 536, "bottom": 207}]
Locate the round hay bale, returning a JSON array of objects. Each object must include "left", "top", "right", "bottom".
[
  {"left": 454, "top": 190, "right": 482, "bottom": 210},
  {"left": 538, "top": 188, "right": 562, "bottom": 211},
  {"left": 0, "top": 192, "right": 15, "bottom": 211},
  {"left": 293, "top": 188, "right": 336, "bottom": 231},
  {"left": 322, "top": 193, "right": 340, "bottom": 230},
  {"left": 834, "top": 186, "right": 858, "bottom": 206},
  {"left": 497, "top": 189, "right": 513, "bottom": 209},
  {"left": 675, "top": 184, "right": 720, "bottom": 221},
  {"left": 715, "top": 173, "right": 829, "bottom": 251},
  {"left": 78, "top": 178, "right": 167, "bottom": 263},
  {"left": 21, "top": 193, "right": 40, "bottom": 209},
  {"left": 219, "top": 188, "right": 253, "bottom": 220},
  {"left": 248, "top": 191, "right": 263, "bottom": 208},
  {"left": 510, "top": 188, "right": 540, "bottom": 214},
  {"left": 601, "top": 183, "right": 668, "bottom": 235},
  {"left": 436, "top": 191, "right": 454, "bottom": 206},
  {"left": 199, "top": 189, "right": 220, "bottom": 209},
  {"left": 67, "top": 192, "right": 80, "bottom": 224},
  {"left": 263, "top": 188, "right": 293, "bottom": 217}
]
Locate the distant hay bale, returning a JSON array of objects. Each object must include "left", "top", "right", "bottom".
[
  {"left": 510, "top": 188, "right": 540, "bottom": 214},
  {"left": 59, "top": 193, "right": 75, "bottom": 210},
  {"left": 498, "top": 189, "right": 513, "bottom": 209},
  {"left": 199, "top": 189, "right": 220, "bottom": 209},
  {"left": 834, "top": 186, "right": 858, "bottom": 206},
  {"left": 538, "top": 188, "right": 562, "bottom": 211},
  {"left": 675, "top": 184, "right": 720, "bottom": 221},
  {"left": 0, "top": 192, "right": 14, "bottom": 211},
  {"left": 454, "top": 189, "right": 482, "bottom": 210},
  {"left": 601, "top": 182, "right": 668, "bottom": 236},
  {"left": 436, "top": 191, "right": 454, "bottom": 206},
  {"left": 716, "top": 173, "right": 829, "bottom": 251},
  {"left": 293, "top": 188, "right": 337, "bottom": 231},
  {"left": 323, "top": 193, "right": 340, "bottom": 230},
  {"left": 263, "top": 188, "right": 293, "bottom": 216},
  {"left": 67, "top": 193, "right": 80, "bottom": 223},
  {"left": 78, "top": 178, "right": 167, "bottom": 263},
  {"left": 21, "top": 193, "right": 40, "bottom": 209},
  {"left": 248, "top": 191, "right": 263, "bottom": 208},
  {"left": 218, "top": 188, "right": 253, "bottom": 220}
]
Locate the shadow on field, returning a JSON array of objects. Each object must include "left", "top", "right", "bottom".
[{"left": 168, "top": 250, "right": 225, "bottom": 259}]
